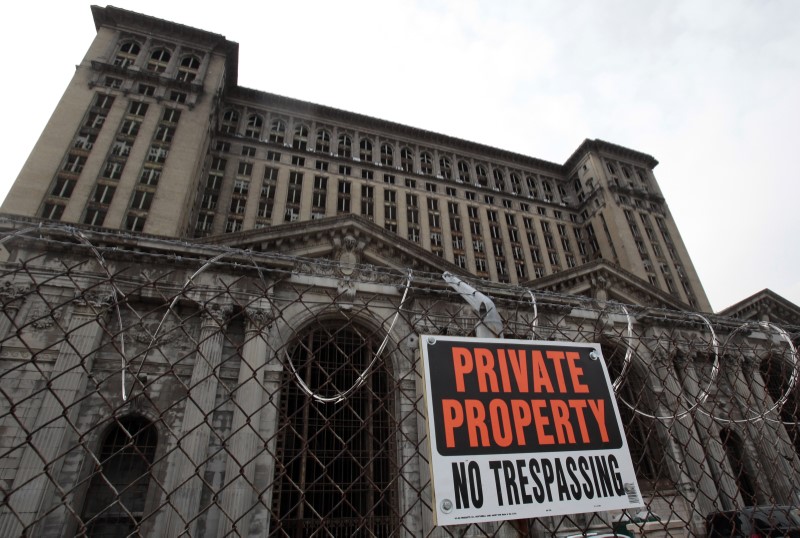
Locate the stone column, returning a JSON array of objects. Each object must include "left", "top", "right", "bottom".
[
  {"left": 679, "top": 356, "right": 741, "bottom": 509},
  {"left": 163, "top": 302, "right": 231, "bottom": 537},
  {"left": 134, "top": 37, "right": 152, "bottom": 69},
  {"left": 650, "top": 350, "right": 718, "bottom": 533},
  {"left": 741, "top": 352, "right": 798, "bottom": 503},
  {"left": 254, "top": 362, "right": 285, "bottom": 535},
  {"left": 0, "top": 292, "right": 111, "bottom": 537},
  {"left": 218, "top": 301, "right": 271, "bottom": 537},
  {"left": 725, "top": 354, "right": 782, "bottom": 504}
]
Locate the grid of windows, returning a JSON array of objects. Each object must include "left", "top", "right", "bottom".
[{"left": 125, "top": 107, "right": 180, "bottom": 232}]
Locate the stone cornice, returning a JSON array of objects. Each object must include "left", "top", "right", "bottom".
[
  {"left": 195, "top": 214, "right": 469, "bottom": 279},
  {"left": 564, "top": 139, "right": 659, "bottom": 173},
  {"left": 525, "top": 259, "right": 688, "bottom": 311},
  {"left": 718, "top": 288, "right": 800, "bottom": 326}
]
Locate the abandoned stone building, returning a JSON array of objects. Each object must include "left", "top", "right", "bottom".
[{"left": 0, "top": 5, "right": 798, "bottom": 537}]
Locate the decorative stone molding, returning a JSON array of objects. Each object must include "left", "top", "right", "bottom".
[
  {"left": 0, "top": 281, "right": 30, "bottom": 303},
  {"left": 131, "top": 320, "right": 183, "bottom": 346},
  {"left": 592, "top": 275, "right": 610, "bottom": 303},
  {"left": 28, "top": 307, "right": 63, "bottom": 330},
  {"left": 335, "top": 234, "right": 361, "bottom": 277},
  {"left": 293, "top": 259, "right": 337, "bottom": 277},
  {"left": 201, "top": 302, "right": 233, "bottom": 326},
  {"left": 74, "top": 290, "right": 115, "bottom": 310},
  {"left": 336, "top": 276, "right": 356, "bottom": 310},
  {"left": 245, "top": 306, "right": 273, "bottom": 329}
]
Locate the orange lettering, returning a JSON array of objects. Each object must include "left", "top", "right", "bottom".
[
  {"left": 588, "top": 399, "right": 609, "bottom": 443},
  {"left": 531, "top": 351, "right": 554, "bottom": 393},
  {"left": 551, "top": 400, "right": 575, "bottom": 444},
  {"left": 474, "top": 348, "right": 499, "bottom": 392},
  {"left": 507, "top": 349, "right": 528, "bottom": 392},
  {"left": 567, "top": 352, "right": 589, "bottom": 393},
  {"left": 497, "top": 349, "right": 512, "bottom": 392},
  {"left": 546, "top": 350, "right": 568, "bottom": 392},
  {"left": 489, "top": 400, "right": 513, "bottom": 447},
  {"left": 465, "top": 399, "right": 490, "bottom": 447},
  {"left": 531, "top": 399, "right": 554, "bottom": 445},
  {"left": 569, "top": 399, "right": 591, "bottom": 443},
  {"left": 452, "top": 347, "right": 473, "bottom": 392},
  {"left": 442, "top": 399, "right": 464, "bottom": 448},
  {"left": 511, "top": 399, "right": 532, "bottom": 446}
]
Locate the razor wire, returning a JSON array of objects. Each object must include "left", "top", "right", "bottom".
[
  {"left": 1, "top": 221, "right": 800, "bottom": 537},
  {"left": 0, "top": 223, "right": 796, "bottom": 420}
]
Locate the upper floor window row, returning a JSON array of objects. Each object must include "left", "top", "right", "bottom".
[
  {"left": 112, "top": 39, "right": 204, "bottom": 82},
  {"left": 213, "top": 110, "right": 575, "bottom": 195}
]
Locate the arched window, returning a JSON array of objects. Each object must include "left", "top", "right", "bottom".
[
  {"left": 114, "top": 41, "right": 140, "bottom": 69},
  {"left": 221, "top": 109, "right": 239, "bottom": 135},
  {"left": 419, "top": 152, "right": 433, "bottom": 175},
  {"left": 475, "top": 164, "right": 488, "bottom": 187},
  {"left": 338, "top": 134, "right": 352, "bottom": 158},
  {"left": 400, "top": 147, "right": 414, "bottom": 172},
  {"left": 269, "top": 119, "right": 286, "bottom": 144},
  {"left": 439, "top": 156, "right": 452, "bottom": 180},
  {"left": 81, "top": 416, "right": 158, "bottom": 535},
  {"left": 457, "top": 160, "right": 470, "bottom": 182},
  {"left": 493, "top": 168, "right": 505, "bottom": 191},
  {"left": 176, "top": 55, "right": 201, "bottom": 82},
  {"left": 293, "top": 124, "right": 309, "bottom": 150},
  {"left": 510, "top": 172, "right": 521, "bottom": 194},
  {"left": 542, "top": 179, "right": 553, "bottom": 201},
  {"left": 359, "top": 138, "right": 373, "bottom": 162},
  {"left": 316, "top": 129, "right": 331, "bottom": 153},
  {"left": 245, "top": 115, "right": 263, "bottom": 139},
  {"left": 526, "top": 175, "right": 538, "bottom": 199},
  {"left": 271, "top": 324, "right": 398, "bottom": 536},
  {"left": 146, "top": 48, "right": 171, "bottom": 73},
  {"left": 380, "top": 143, "right": 393, "bottom": 167},
  {"left": 602, "top": 344, "right": 668, "bottom": 491}
]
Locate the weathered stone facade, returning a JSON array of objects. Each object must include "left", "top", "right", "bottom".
[{"left": 0, "top": 6, "right": 799, "bottom": 537}]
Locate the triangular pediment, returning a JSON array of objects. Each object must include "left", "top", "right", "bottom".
[
  {"left": 194, "top": 214, "right": 468, "bottom": 279},
  {"left": 718, "top": 289, "right": 800, "bottom": 326},
  {"left": 523, "top": 260, "right": 690, "bottom": 310}
]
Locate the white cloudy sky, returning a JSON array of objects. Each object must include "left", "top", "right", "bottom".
[{"left": 2, "top": 1, "right": 798, "bottom": 312}]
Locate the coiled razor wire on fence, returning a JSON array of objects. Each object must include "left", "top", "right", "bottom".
[{"left": 0, "top": 220, "right": 799, "bottom": 537}]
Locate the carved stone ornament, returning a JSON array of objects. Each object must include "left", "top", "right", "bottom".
[
  {"left": 0, "top": 281, "right": 30, "bottom": 303},
  {"left": 28, "top": 307, "right": 63, "bottom": 330},
  {"left": 202, "top": 302, "right": 233, "bottom": 325},
  {"left": 74, "top": 290, "right": 115, "bottom": 309},
  {"left": 131, "top": 320, "right": 182, "bottom": 346},
  {"left": 245, "top": 307, "right": 273, "bottom": 328},
  {"left": 293, "top": 258, "right": 337, "bottom": 277},
  {"left": 336, "top": 276, "right": 356, "bottom": 310},
  {"left": 337, "top": 235, "right": 360, "bottom": 276},
  {"left": 592, "top": 275, "right": 610, "bottom": 303}
]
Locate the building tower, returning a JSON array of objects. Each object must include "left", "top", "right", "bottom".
[{"left": 2, "top": 5, "right": 710, "bottom": 312}]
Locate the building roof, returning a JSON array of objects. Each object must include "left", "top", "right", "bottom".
[{"left": 718, "top": 288, "right": 800, "bottom": 327}]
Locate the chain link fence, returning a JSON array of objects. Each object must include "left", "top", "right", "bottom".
[{"left": 0, "top": 222, "right": 798, "bottom": 537}]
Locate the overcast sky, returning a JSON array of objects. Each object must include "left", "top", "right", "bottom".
[{"left": 2, "top": 1, "right": 798, "bottom": 312}]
